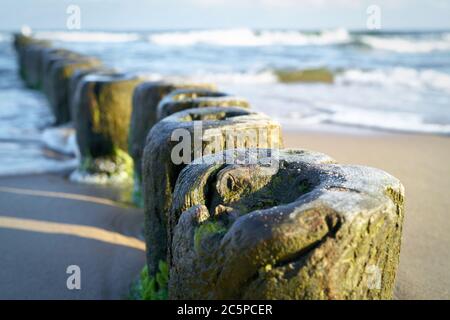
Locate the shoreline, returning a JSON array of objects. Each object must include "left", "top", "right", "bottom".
[
  {"left": 4, "top": 23, "right": 450, "bottom": 300},
  {"left": 281, "top": 122, "right": 450, "bottom": 137},
  {"left": 2, "top": 120, "right": 448, "bottom": 177}
]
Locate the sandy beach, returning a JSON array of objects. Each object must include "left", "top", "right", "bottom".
[
  {"left": 2, "top": 0, "right": 450, "bottom": 302},
  {"left": 0, "top": 130, "right": 447, "bottom": 299},
  {"left": 0, "top": 172, "right": 145, "bottom": 299},
  {"left": 284, "top": 130, "right": 450, "bottom": 300}
]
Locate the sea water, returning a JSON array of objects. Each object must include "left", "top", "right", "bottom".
[{"left": 0, "top": 28, "right": 449, "bottom": 175}]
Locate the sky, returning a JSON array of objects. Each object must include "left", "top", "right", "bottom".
[{"left": 1, "top": 0, "right": 449, "bottom": 31}]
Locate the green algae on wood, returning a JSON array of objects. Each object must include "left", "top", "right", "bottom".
[
  {"left": 21, "top": 42, "right": 52, "bottom": 89},
  {"left": 73, "top": 73, "right": 145, "bottom": 184},
  {"left": 12, "top": 34, "right": 52, "bottom": 89},
  {"left": 141, "top": 107, "right": 282, "bottom": 276},
  {"left": 41, "top": 49, "right": 86, "bottom": 96},
  {"left": 128, "top": 261, "right": 169, "bottom": 300},
  {"left": 194, "top": 220, "right": 227, "bottom": 252},
  {"left": 128, "top": 82, "right": 217, "bottom": 206},
  {"left": 68, "top": 68, "right": 117, "bottom": 123},
  {"left": 70, "top": 148, "right": 134, "bottom": 185},
  {"left": 168, "top": 148, "right": 405, "bottom": 300},
  {"left": 47, "top": 58, "right": 102, "bottom": 124}
]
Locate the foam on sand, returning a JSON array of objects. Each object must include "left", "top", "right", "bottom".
[{"left": 41, "top": 124, "right": 79, "bottom": 156}]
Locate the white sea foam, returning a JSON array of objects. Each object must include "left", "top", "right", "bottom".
[
  {"left": 185, "top": 70, "right": 277, "bottom": 84},
  {"left": 29, "top": 29, "right": 450, "bottom": 54},
  {"left": 0, "top": 86, "right": 79, "bottom": 177},
  {"left": 219, "top": 78, "right": 450, "bottom": 136},
  {"left": 0, "top": 141, "right": 78, "bottom": 176},
  {"left": 361, "top": 34, "right": 450, "bottom": 53},
  {"left": 69, "top": 169, "right": 131, "bottom": 185},
  {"left": 185, "top": 67, "right": 450, "bottom": 94},
  {"left": 325, "top": 105, "right": 450, "bottom": 135},
  {"left": 0, "top": 33, "right": 10, "bottom": 43},
  {"left": 149, "top": 28, "right": 351, "bottom": 46},
  {"left": 0, "top": 126, "right": 79, "bottom": 177},
  {"left": 33, "top": 31, "right": 141, "bottom": 43},
  {"left": 0, "top": 157, "right": 78, "bottom": 176},
  {"left": 275, "top": 102, "right": 450, "bottom": 135},
  {"left": 337, "top": 68, "right": 450, "bottom": 93},
  {"left": 2, "top": 27, "right": 450, "bottom": 177},
  {"left": 40, "top": 125, "right": 79, "bottom": 157}
]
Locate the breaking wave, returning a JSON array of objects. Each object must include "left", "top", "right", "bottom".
[
  {"left": 148, "top": 28, "right": 351, "bottom": 46},
  {"left": 184, "top": 67, "right": 450, "bottom": 94},
  {"left": 33, "top": 31, "right": 141, "bottom": 43},
  {"left": 359, "top": 34, "right": 450, "bottom": 53},
  {"left": 26, "top": 29, "right": 450, "bottom": 54},
  {"left": 336, "top": 68, "right": 450, "bottom": 93}
]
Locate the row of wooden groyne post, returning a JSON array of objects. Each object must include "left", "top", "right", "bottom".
[{"left": 13, "top": 33, "right": 405, "bottom": 300}]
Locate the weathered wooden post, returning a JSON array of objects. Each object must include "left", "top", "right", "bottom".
[
  {"left": 142, "top": 107, "right": 282, "bottom": 276},
  {"left": 156, "top": 89, "right": 250, "bottom": 120},
  {"left": 129, "top": 83, "right": 224, "bottom": 205},
  {"left": 46, "top": 57, "right": 102, "bottom": 124},
  {"left": 169, "top": 149, "right": 405, "bottom": 300},
  {"left": 68, "top": 68, "right": 116, "bottom": 123},
  {"left": 72, "top": 73, "right": 145, "bottom": 183},
  {"left": 13, "top": 34, "right": 51, "bottom": 88}
]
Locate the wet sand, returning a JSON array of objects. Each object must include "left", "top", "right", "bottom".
[
  {"left": 284, "top": 130, "right": 450, "bottom": 300},
  {"left": 0, "top": 172, "right": 144, "bottom": 299}
]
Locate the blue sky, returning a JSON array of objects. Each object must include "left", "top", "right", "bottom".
[{"left": 1, "top": 0, "right": 450, "bottom": 30}]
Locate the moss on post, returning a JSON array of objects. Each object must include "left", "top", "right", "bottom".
[
  {"left": 68, "top": 68, "right": 116, "bottom": 123},
  {"left": 41, "top": 49, "right": 85, "bottom": 94},
  {"left": 22, "top": 42, "right": 52, "bottom": 89},
  {"left": 72, "top": 73, "right": 145, "bottom": 184},
  {"left": 12, "top": 34, "right": 52, "bottom": 88},
  {"left": 47, "top": 58, "right": 102, "bottom": 124},
  {"left": 193, "top": 220, "right": 227, "bottom": 252},
  {"left": 169, "top": 149, "right": 405, "bottom": 300},
  {"left": 128, "top": 82, "right": 217, "bottom": 206},
  {"left": 141, "top": 107, "right": 282, "bottom": 276}
]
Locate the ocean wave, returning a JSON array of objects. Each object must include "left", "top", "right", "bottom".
[
  {"left": 325, "top": 106, "right": 450, "bottom": 135},
  {"left": 279, "top": 104, "right": 450, "bottom": 135},
  {"left": 148, "top": 29, "right": 450, "bottom": 53},
  {"left": 41, "top": 125, "right": 79, "bottom": 156},
  {"left": 148, "top": 28, "right": 351, "bottom": 46},
  {"left": 359, "top": 34, "right": 450, "bottom": 53},
  {"left": 33, "top": 31, "right": 141, "bottom": 43},
  {"left": 185, "top": 70, "right": 277, "bottom": 84},
  {"left": 16, "top": 29, "right": 450, "bottom": 54},
  {"left": 336, "top": 68, "right": 450, "bottom": 93},
  {"left": 185, "top": 67, "right": 450, "bottom": 93},
  {"left": 184, "top": 69, "right": 335, "bottom": 85},
  {"left": 0, "top": 33, "right": 10, "bottom": 43},
  {"left": 0, "top": 139, "right": 78, "bottom": 177}
]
